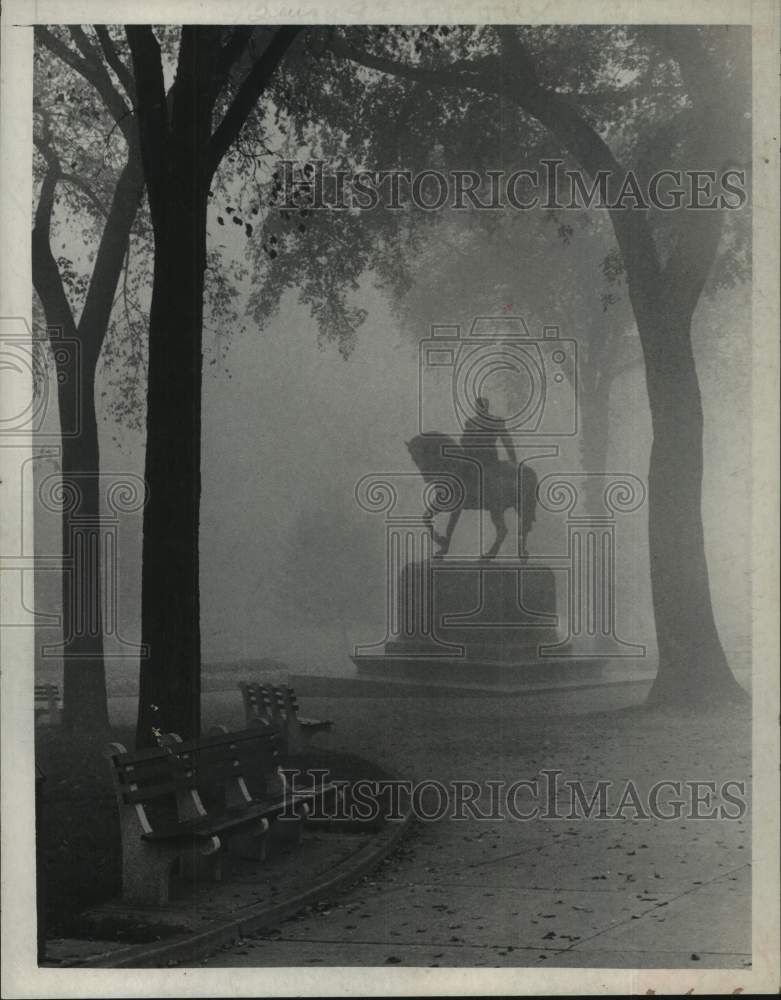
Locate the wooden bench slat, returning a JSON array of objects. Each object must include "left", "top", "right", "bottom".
[
  {"left": 116, "top": 761, "right": 176, "bottom": 784},
  {"left": 171, "top": 742, "right": 278, "bottom": 769},
  {"left": 141, "top": 800, "right": 285, "bottom": 841},
  {"left": 120, "top": 775, "right": 203, "bottom": 803},
  {"left": 34, "top": 684, "right": 63, "bottom": 725},
  {"left": 109, "top": 744, "right": 175, "bottom": 765}
]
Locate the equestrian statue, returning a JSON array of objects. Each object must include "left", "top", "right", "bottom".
[{"left": 406, "top": 396, "right": 538, "bottom": 559}]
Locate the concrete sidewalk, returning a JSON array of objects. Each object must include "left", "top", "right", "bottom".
[
  {"left": 197, "top": 687, "right": 751, "bottom": 969},
  {"left": 46, "top": 677, "right": 749, "bottom": 970},
  {"left": 45, "top": 815, "right": 415, "bottom": 969}
]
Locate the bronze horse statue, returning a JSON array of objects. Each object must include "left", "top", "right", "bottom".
[{"left": 406, "top": 433, "right": 537, "bottom": 559}]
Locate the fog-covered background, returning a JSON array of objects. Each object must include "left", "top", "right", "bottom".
[
  {"left": 32, "top": 270, "right": 751, "bottom": 691},
  {"left": 24, "top": 23, "right": 753, "bottom": 700}
]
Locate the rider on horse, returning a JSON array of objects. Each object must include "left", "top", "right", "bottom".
[{"left": 459, "top": 396, "right": 517, "bottom": 475}]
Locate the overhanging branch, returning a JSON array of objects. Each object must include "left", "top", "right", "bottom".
[
  {"left": 32, "top": 142, "right": 78, "bottom": 340},
  {"left": 327, "top": 31, "right": 489, "bottom": 92},
  {"left": 208, "top": 26, "right": 303, "bottom": 178},
  {"left": 214, "top": 26, "right": 254, "bottom": 95},
  {"left": 330, "top": 27, "right": 663, "bottom": 307},
  {"left": 59, "top": 173, "right": 109, "bottom": 218},
  {"left": 94, "top": 25, "right": 136, "bottom": 103},
  {"left": 37, "top": 26, "right": 135, "bottom": 144}
]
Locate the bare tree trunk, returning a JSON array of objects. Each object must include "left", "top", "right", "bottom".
[
  {"left": 640, "top": 302, "right": 747, "bottom": 706},
  {"left": 129, "top": 26, "right": 218, "bottom": 746},
  {"left": 127, "top": 25, "right": 302, "bottom": 747},
  {"left": 135, "top": 185, "right": 208, "bottom": 746},
  {"left": 33, "top": 151, "right": 144, "bottom": 731}
]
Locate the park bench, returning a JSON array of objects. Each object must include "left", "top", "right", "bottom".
[
  {"left": 199, "top": 723, "right": 342, "bottom": 822},
  {"left": 34, "top": 683, "right": 62, "bottom": 725},
  {"left": 104, "top": 726, "right": 342, "bottom": 906},
  {"left": 238, "top": 682, "right": 333, "bottom": 754}
]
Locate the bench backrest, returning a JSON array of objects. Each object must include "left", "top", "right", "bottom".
[
  {"left": 239, "top": 682, "right": 300, "bottom": 722},
  {"left": 168, "top": 726, "right": 283, "bottom": 808},
  {"left": 34, "top": 684, "right": 60, "bottom": 700},
  {"left": 104, "top": 740, "right": 198, "bottom": 828},
  {"left": 34, "top": 684, "right": 62, "bottom": 724},
  {"left": 105, "top": 727, "right": 283, "bottom": 828},
  {"left": 35, "top": 684, "right": 60, "bottom": 707}
]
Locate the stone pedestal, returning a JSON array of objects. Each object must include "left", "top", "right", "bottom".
[
  {"left": 387, "top": 560, "right": 559, "bottom": 659},
  {"left": 353, "top": 558, "right": 605, "bottom": 685},
  {"left": 351, "top": 469, "right": 647, "bottom": 688}
]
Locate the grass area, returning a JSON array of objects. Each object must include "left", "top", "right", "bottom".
[
  {"left": 35, "top": 724, "right": 394, "bottom": 940},
  {"left": 36, "top": 727, "right": 126, "bottom": 936}
]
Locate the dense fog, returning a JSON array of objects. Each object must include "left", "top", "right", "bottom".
[{"left": 32, "top": 265, "right": 751, "bottom": 691}]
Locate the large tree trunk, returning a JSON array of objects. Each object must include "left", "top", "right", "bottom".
[
  {"left": 492, "top": 25, "right": 746, "bottom": 707},
  {"left": 133, "top": 36, "right": 214, "bottom": 745},
  {"left": 129, "top": 24, "right": 301, "bottom": 747},
  {"left": 135, "top": 190, "right": 207, "bottom": 746},
  {"left": 639, "top": 300, "right": 747, "bottom": 707}
]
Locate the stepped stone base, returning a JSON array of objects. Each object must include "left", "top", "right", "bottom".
[
  {"left": 351, "top": 652, "right": 606, "bottom": 686},
  {"left": 352, "top": 559, "right": 609, "bottom": 687}
]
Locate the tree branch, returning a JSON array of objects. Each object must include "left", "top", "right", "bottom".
[
  {"left": 68, "top": 25, "right": 99, "bottom": 65},
  {"left": 32, "top": 139, "right": 78, "bottom": 342},
  {"left": 330, "top": 27, "right": 664, "bottom": 319},
  {"left": 207, "top": 26, "right": 303, "bottom": 178},
  {"left": 37, "top": 26, "right": 90, "bottom": 83},
  {"left": 125, "top": 25, "right": 168, "bottom": 215},
  {"left": 658, "top": 28, "right": 729, "bottom": 318},
  {"left": 327, "top": 31, "right": 488, "bottom": 91},
  {"left": 214, "top": 26, "right": 254, "bottom": 95},
  {"left": 32, "top": 130, "right": 60, "bottom": 237},
  {"left": 78, "top": 148, "right": 145, "bottom": 365},
  {"left": 59, "top": 172, "right": 110, "bottom": 218},
  {"left": 37, "top": 26, "right": 135, "bottom": 144},
  {"left": 94, "top": 25, "right": 136, "bottom": 103},
  {"left": 497, "top": 32, "right": 663, "bottom": 315}
]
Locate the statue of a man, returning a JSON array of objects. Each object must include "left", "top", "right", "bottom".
[{"left": 459, "top": 395, "right": 517, "bottom": 473}]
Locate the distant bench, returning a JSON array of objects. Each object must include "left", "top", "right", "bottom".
[
  {"left": 105, "top": 725, "right": 341, "bottom": 906},
  {"left": 238, "top": 682, "right": 333, "bottom": 754},
  {"left": 35, "top": 684, "right": 62, "bottom": 726}
]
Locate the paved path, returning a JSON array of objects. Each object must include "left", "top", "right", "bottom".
[{"left": 194, "top": 686, "right": 751, "bottom": 969}]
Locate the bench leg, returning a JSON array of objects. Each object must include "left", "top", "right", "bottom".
[
  {"left": 119, "top": 817, "right": 223, "bottom": 906},
  {"left": 227, "top": 818, "right": 269, "bottom": 862},
  {"left": 122, "top": 847, "right": 177, "bottom": 907},
  {"left": 178, "top": 847, "right": 223, "bottom": 885},
  {"left": 284, "top": 718, "right": 304, "bottom": 756},
  {"left": 271, "top": 802, "right": 309, "bottom": 847}
]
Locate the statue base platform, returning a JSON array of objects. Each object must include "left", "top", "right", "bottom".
[
  {"left": 350, "top": 652, "right": 606, "bottom": 687},
  {"left": 291, "top": 662, "right": 654, "bottom": 701}
]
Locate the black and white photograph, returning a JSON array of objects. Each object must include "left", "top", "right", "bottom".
[{"left": 0, "top": 1, "right": 778, "bottom": 996}]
